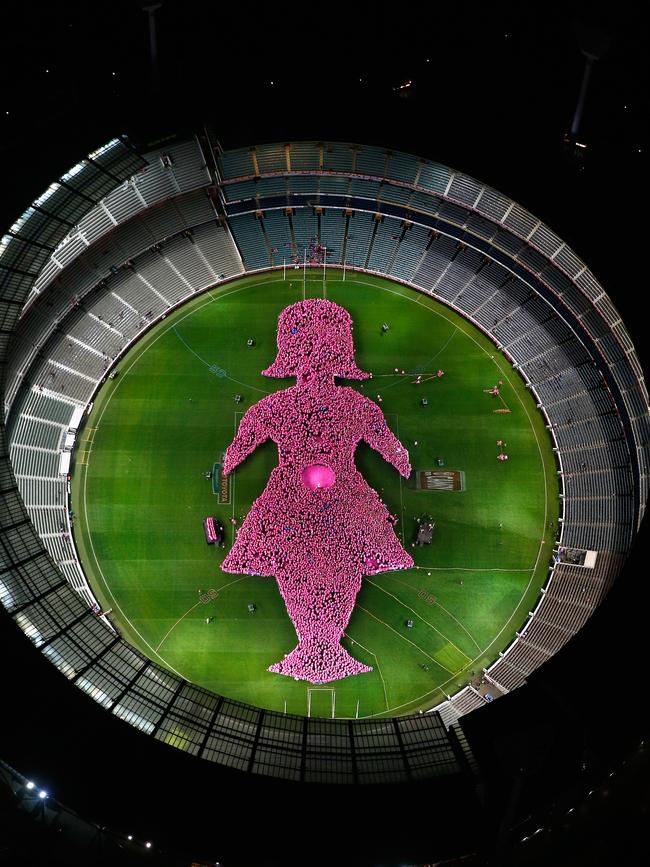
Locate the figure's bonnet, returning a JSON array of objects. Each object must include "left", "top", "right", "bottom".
[{"left": 262, "top": 298, "right": 370, "bottom": 380}]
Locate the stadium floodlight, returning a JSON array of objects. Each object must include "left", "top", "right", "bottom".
[
  {"left": 25, "top": 781, "right": 35, "bottom": 790},
  {"left": 38, "top": 790, "right": 47, "bottom": 799}
]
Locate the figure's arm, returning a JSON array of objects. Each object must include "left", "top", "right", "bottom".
[
  {"left": 223, "top": 400, "right": 270, "bottom": 475},
  {"left": 360, "top": 398, "right": 411, "bottom": 478}
]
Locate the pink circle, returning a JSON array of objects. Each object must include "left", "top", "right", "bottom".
[{"left": 301, "top": 463, "right": 335, "bottom": 490}]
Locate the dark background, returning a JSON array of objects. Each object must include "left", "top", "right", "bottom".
[{"left": 1, "top": 2, "right": 648, "bottom": 864}]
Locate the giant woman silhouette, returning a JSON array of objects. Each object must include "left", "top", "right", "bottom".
[{"left": 221, "top": 299, "right": 412, "bottom": 682}]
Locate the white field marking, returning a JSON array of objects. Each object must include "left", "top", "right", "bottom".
[
  {"left": 81, "top": 474, "right": 186, "bottom": 679},
  {"left": 343, "top": 632, "right": 389, "bottom": 712},
  {"left": 231, "top": 412, "right": 241, "bottom": 540},
  {"left": 307, "top": 687, "right": 335, "bottom": 718},
  {"left": 363, "top": 539, "right": 548, "bottom": 719},
  {"left": 154, "top": 575, "right": 247, "bottom": 652},
  {"left": 361, "top": 543, "right": 547, "bottom": 719},
  {"left": 357, "top": 605, "right": 456, "bottom": 674},
  {"left": 432, "top": 600, "right": 482, "bottom": 652},
  {"left": 155, "top": 601, "right": 202, "bottom": 651},
  {"left": 413, "top": 565, "right": 534, "bottom": 572},
  {"left": 365, "top": 578, "right": 473, "bottom": 662},
  {"left": 381, "top": 328, "right": 458, "bottom": 392},
  {"left": 393, "top": 414, "right": 406, "bottom": 545},
  {"left": 383, "top": 574, "right": 482, "bottom": 652},
  {"left": 172, "top": 326, "right": 271, "bottom": 395}
]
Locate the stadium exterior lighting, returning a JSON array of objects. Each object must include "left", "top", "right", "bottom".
[{"left": 26, "top": 781, "right": 35, "bottom": 790}]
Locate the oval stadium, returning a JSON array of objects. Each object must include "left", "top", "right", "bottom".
[{"left": 1, "top": 7, "right": 648, "bottom": 867}]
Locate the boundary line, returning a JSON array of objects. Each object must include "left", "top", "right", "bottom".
[
  {"left": 365, "top": 578, "right": 474, "bottom": 662},
  {"left": 343, "top": 632, "right": 389, "bottom": 712},
  {"left": 154, "top": 576, "right": 247, "bottom": 653},
  {"left": 384, "top": 574, "right": 482, "bottom": 652},
  {"left": 393, "top": 414, "right": 406, "bottom": 545},
  {"left": 307, "top": 688, "right": 335, "bottom": 718},
  {"left": 357, "top": 605, "right": 456, "bottom": 674}
]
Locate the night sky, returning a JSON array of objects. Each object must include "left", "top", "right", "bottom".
[{"left": 1, "top": 2, "right": 648, "bottom": 865}]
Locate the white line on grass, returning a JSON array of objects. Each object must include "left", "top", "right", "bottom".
[
  {"left": 384, "top": 574, "right": 482, "bottom": 652},
  {"left": 365, "top": 578, "right": 474, "bottom": 662},
  {"left": 393, "top": 414, "right": 406, "bottom": 546},
  {"left": 307, "top": 687, "right": 335, "bottom": 718},
  {"left": 380, "top": 328, "right": 457, "bottom": 392},
  {"left": 81, "top": 476, "right": 187, "bottom": 679},
  {"left": 413, "top": 565, "right": 534, "bottom": 573},
  {"left": 172, "top": 325, "right": 271, "bottom": 395},
  {"left": 154, "top": 601, "right": 202, "bottom": 652},
  {"left": 343, "top": 632, "right": 389, "bottom": 712},
  {"left": 154, "top": 576, "right": 247, "bottom": 653},
  {"left": 231, "top": 412, "right": 240, "bottom": 542},
  {"left": 357, "top": 605, "right": 456, "bottom": 674}
]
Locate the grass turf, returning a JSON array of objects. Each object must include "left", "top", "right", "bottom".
[{"left": 71, "top": 271, "right": 559, "bottom": 719}]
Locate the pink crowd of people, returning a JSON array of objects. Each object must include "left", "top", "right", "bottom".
[
  {"left": 221, "top": 299, "right": 413, "bottom": 683},
  {"left": 204, "top": 517, "right": 219, "bottom": 543}
]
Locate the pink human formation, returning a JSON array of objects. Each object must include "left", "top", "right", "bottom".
[
  {"left": 204, "top": 516, "right": 219, "bottom": 543},
  {"left": 221, "top": 299, "right": 412, "bottom": 683}
]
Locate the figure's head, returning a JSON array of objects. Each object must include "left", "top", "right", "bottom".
[{"left": 262, "top": 298, "right": 370, "bottom": 380}]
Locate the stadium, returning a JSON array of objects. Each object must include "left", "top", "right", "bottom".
[{"left": 1, "top": 5, "right": 648, "bottom": 867}]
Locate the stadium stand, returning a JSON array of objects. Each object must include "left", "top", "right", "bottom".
[{"left": 2, "top": 135, "right": 648, "bottom": 781}]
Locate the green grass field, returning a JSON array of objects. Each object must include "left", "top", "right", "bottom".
[{"left": 71, "top": 271, "right": 559, "bottom": 719}]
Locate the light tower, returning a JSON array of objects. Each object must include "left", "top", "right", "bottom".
[
  {"left": 142, "top": 3, "right": 163, "bottom": 94},
  {"left": 563, "top": 21, "right": 611, "bottom": 160}
]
